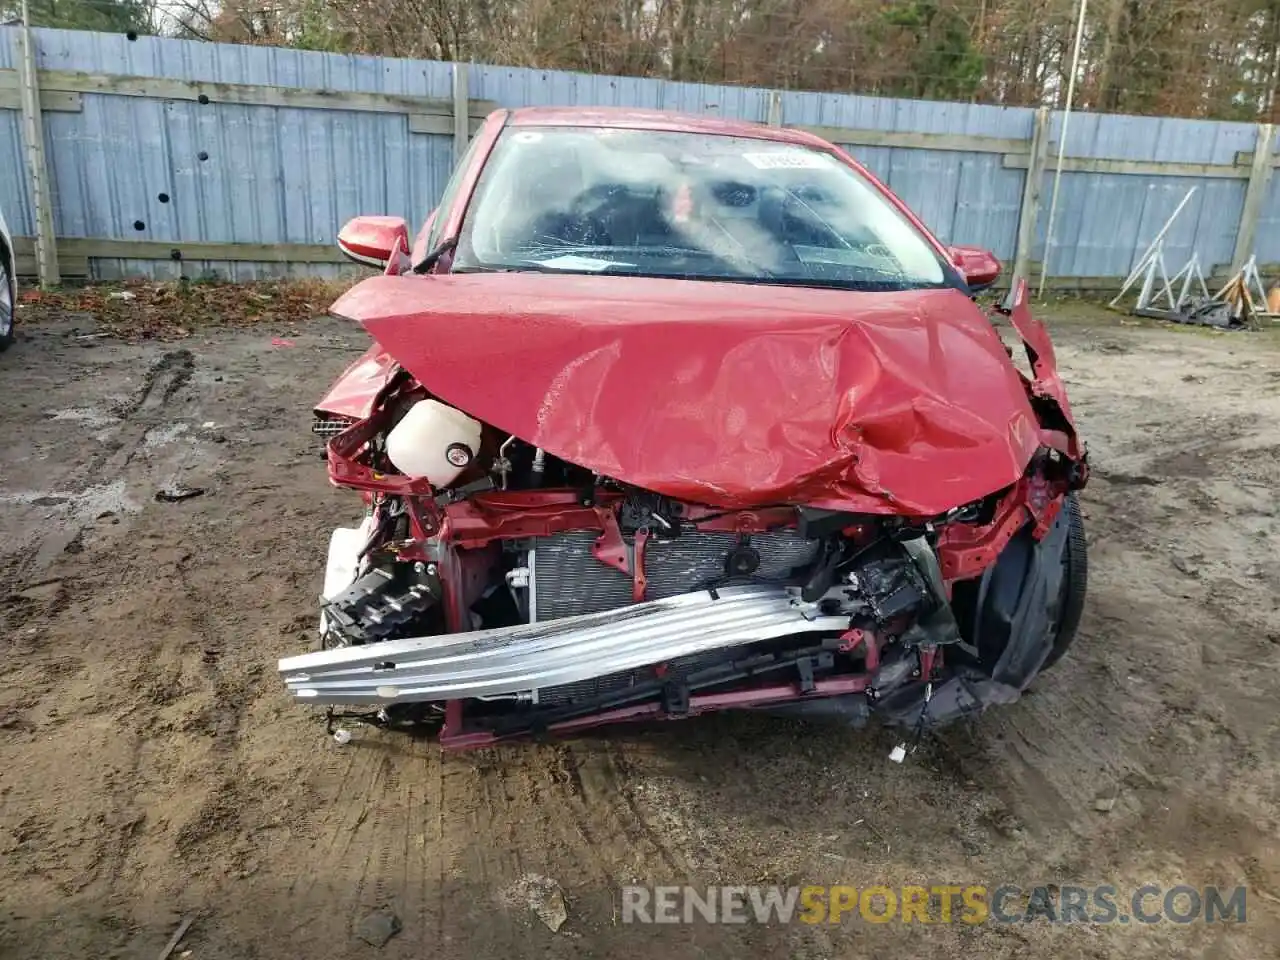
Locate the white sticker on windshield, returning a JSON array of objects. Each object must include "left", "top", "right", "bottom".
[
  {"left": 743, "top": 150, "right": 828, "bottom": 170},
  {"left": 534, "top": 255, "right": 630, "bottom": 272}
]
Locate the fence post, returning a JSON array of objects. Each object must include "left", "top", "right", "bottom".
[
  {"left": 766, "top": 90, "right": 783, "bottom": 126},
  {"left": 451, "top": 61, "right": 469, "bottom": 163},
  {"left": 14, "top": 18, "right": 59, "bottom": 287},
  {"left": 1231, "top": 122, "right": 1275, "bottom": 273},
  {"left": 1012, "top": 107, "right": 1049, "bottom": 291}
]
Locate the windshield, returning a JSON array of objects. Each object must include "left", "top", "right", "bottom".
[{"left": 452, "top": 126, "right": 955, "bottom": 291}]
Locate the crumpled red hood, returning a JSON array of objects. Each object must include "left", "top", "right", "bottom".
[{"left": 332, "top": 273, "right": 1042, "bottom": 515}]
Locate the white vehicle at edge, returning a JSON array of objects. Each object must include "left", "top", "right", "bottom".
[{"left": 0, "top": 206, "right": 14, "bottom": 351}]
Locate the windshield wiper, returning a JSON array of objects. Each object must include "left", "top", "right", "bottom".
[
  {"left": 453, "top": 262, "right": 613, "bottom": 275},
  {"left": 413, "top": 236, "right": 458, "bottom": 274},
  {"left": 519, "top": 243, "right": 712, "bottom": 260},
  {"left": 452, "top": 263, "right": 931, "bottom": 292},
  {"left": 514, "top": 244, "right": 766, "bottom": 279}
]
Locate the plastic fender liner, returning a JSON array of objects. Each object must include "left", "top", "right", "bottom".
[
  {"left": 965, "top": 494, "right": 1070, "bottom": 687},
  {"left": 874, "top": 496, "right": 1073, "bottom": 729}
]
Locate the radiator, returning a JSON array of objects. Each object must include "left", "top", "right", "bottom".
[
  {"left": 531, "top": 527, "right": 821, "bottom": 622},
  {"left": 521, "top": 527, "right": 822, "bottom": 706}
]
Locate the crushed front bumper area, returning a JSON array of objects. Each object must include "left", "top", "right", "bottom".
[{"left": 279, "top": 585, "right": 849, "bottom": 705}]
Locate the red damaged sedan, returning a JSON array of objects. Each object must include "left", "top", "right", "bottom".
[{"left": 281, "top": 107, "right": 1089, "bottom": 752}]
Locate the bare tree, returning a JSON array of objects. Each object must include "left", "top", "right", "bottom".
[{"left": 145, "top": 0, "right": 1280, "bottom": 121}]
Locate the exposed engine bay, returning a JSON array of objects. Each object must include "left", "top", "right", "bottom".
[{"left": 282, "top": 284, "right": 1088, "bottom": 753}]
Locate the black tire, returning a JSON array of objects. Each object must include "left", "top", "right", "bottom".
[
  {"left": 1040, "top": 492, "right": 1088, "bottom": 671},
  {"left": 0, "top": 246, "right": 13, "bottom": 353}
]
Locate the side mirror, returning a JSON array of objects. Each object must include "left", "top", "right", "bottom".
[
  {"left": 949, "top": 245, "right": 1002, "bottom": 291},
  {"left": 338, "top": 216, "right": 410, "bottom": 268}
]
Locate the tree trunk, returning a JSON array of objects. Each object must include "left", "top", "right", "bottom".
[{"left": 1096, "top": 0, "right": 1126, "bottom": 111}]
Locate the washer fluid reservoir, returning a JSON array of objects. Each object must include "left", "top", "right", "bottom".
[{"left": 384, "top": 399, "right": 483, "bottom": 487}]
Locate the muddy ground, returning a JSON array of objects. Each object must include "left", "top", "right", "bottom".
[{"left": 1, "top": 296, "right": 1278, "bottom": 960}]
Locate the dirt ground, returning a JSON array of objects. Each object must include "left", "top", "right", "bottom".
[{"left": 1, "top": 293, "right": 1278, "bottom": 960}]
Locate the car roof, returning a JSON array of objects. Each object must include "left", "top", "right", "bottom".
[{"left": 505, "top": 106, "right": 834, "bottom": 149}]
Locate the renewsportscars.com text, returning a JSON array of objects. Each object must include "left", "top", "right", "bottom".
[{"left": 620, "top": 884, "right": 1247, "bottom": 925}]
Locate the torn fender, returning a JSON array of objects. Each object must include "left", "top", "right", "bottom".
[
  {"left": 1005, "top": 278, "right": 1083, "bottom": 460},
  {"left": 315, "top": 343, "right": 400, "bottom": 420}
]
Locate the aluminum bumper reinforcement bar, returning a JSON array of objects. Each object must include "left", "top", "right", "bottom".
[{"left": 279, "top": 585, "right": 849, "bottom": 705}]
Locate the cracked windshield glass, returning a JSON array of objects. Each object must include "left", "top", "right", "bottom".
[{"left": 454, "top": 126, "right": 950, "bottom": 291}]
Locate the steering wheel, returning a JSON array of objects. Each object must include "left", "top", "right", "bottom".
[{"left": 527, "top": 209, "right": 613, "bottom": 248}]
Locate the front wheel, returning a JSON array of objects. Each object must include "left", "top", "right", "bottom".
[{"left": 1040, "top": 493, "right": 1088, "bottom": 670}]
